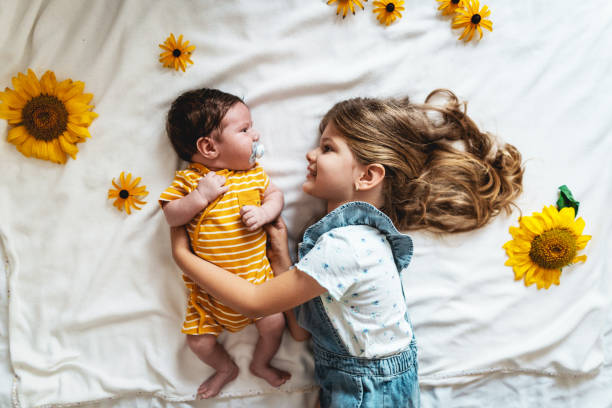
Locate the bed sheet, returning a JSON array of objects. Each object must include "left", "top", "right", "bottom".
[{"left": 1, "top": 0, "right": 611, "bottom": 407}]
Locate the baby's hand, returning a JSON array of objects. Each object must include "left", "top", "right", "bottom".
[
  {"left": 196, "top": 172, "right": 229, "bottom": 204},
  {"left": 240, "top": 205, "right": 269, "bottom": 231}
]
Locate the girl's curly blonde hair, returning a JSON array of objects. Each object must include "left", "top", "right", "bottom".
[{"left": 320, "top": 89, "right": 524, "bottom": 233}]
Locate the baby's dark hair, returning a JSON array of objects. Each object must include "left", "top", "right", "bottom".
[
  {"left": 166, "top": 88, "right": 244, "bottom": 162},
  {"left": 320, "top": 89, "right": 524, "bottom": 233}
]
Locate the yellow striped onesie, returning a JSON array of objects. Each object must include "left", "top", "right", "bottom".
[{"left": 159, "top": 162, "right": 274, "bottom": 336}]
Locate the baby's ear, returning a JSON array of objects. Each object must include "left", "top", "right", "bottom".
[{"left": 196, "top": 137, "right": 219, "bottom": 160}]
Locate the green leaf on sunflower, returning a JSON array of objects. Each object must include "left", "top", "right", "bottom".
[{"left": 556, "top": 185, "right": 579, "bottom": 217}]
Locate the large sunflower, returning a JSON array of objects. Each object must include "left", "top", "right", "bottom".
[
  {"left": 373, "top": 1, "right": 405, "bottom": 26},
  {"left": 159, "top": 33, "right": 195, "bottom": 72},
  {"left": 108, "top": 172, "right": 149, "bottom": 214},
  {"left": 0, "top": 69, "right": 97, "bottom": 164},
  {"left": 452, "top": 0, "right": 492, "bottom": 41},
  {"left": 436, "top": 0, "right": 464, "bottom": 16},
  {"left": 327, "top": 0, "right": 367, "bottom": 18},
  {"left": 503, "top": 205, "right": 591, "bottom": 290}
]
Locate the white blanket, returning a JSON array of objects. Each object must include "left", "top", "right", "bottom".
[{"left": 1, "top": 0, "right": 611, "bottom": 407}]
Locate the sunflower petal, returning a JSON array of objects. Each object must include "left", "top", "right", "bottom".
[
  {"left": 40, "top": 71, "right": 57, "bottom": 95},
  {"left": 67, "top": 122, "right": 92, "bottom": 139},
  {"left": 50, "top": 138, "right": 67, "bottom": 163},
  {"left": 33, "top": 139, "right": 48, "bottom": 160},
  {"left": 558, "top": 206, "right": 576, "bottom": 227},
  {"left": 0, "top": 106, "right": 22, "bottom": 124},
  {"left": 1, "top": 88, "right": 27, "bottom": 109},
  {"left": 569, "top": 216, "right": 586, "bottom": 236},
  {"left": 11, "top": 75, "right": 31, "bottom": 102},
  {"left": 18, "top": 135, "right": 35, "bottom": 157},
  {"left": 23, "top": 69, "right": 42, "bottom": 98},
  {"left": 68, "top": 111, "right": 98, "bottom": 127},
  {"left": 512, "top": 262, "right": 530, "bottom": 280},
  {"left": 575, "top": 234, "right": 591, "bottom": 250},
  {"left": 520, "top": 216, "right": 544, "bottom": 236},
  {"left": 7, "top": 126, "right": 29, "bottom": 145},
  {"left": 55, "top": 79, "right": 74, "bottom": 100},
  {"left": 58, "top": 134, "right": 79, "bottom": 159}
]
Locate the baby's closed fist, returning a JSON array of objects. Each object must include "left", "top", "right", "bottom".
[
  {"left": 197, "top": 173, "right": 229, "bottom": 204},
  {"left": 240, "top": 205, "right": 268, "bottom": 231}
]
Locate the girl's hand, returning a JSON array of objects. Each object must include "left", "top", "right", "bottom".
[
  {"left": 264, "top": 216, "right": 292, "bottom": 274},
  {"left": 170, "top": 226, "right": 191, "bottom": 259}
]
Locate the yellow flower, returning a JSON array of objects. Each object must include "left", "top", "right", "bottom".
[
  {"left": 108, "top": 172, "right": 148, "bottom": 214},
  {"left": 159, "top": 33, "right": 195, "bottom": 72},
  {"left": 0, "top": 69, "right": 98, "bottom": 164},
  {"left": 327, "top": 0, "right": 367, "bottom": 18},
  {"left": 373, "top": 1, "right": 405, "bottom": 25},
  {"left": 503, "top": 205, "right": 591, "bottom": 290},
  {"left": 452, "top": 0, "right": 492, "bottom": 41},
  {"left": 436, "top": 0, "right": 464, "bottom": 16}
]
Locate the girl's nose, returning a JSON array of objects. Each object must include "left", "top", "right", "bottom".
[
  {"left": 251, "top": 130, "right": 260, "bottom": 142},
  {"left": 306, "top": 148, "right": 317, "bottom": 162}
]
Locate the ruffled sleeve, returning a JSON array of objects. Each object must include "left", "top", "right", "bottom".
[{"left": 294, "top": 229, "right": 359, "bottom": 301}]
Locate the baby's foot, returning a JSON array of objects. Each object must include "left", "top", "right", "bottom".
[
  {"left": 250, "top": 363, "right": 291, "bottom": 387},
  {"left": 197, "top": 363, "right": 239, "bottom": 399}
]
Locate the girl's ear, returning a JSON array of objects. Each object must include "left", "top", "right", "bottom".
[
  {"left": 196, "top": 137, "right": 219, "bottom": 160},
  {"left": 356, "top": 163, "right": 385, "bottom": 191}
]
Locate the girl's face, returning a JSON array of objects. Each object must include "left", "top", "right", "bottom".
[
  {"left": 215, "top": 102, "right": 260, "bottom": 170},
  {"left": 303, "top": 123, "right": 364, "bottom": 211}
]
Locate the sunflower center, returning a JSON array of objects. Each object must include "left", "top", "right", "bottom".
[
  {"left": 22, "top": 95, "right": 68, "bottom": 141},
  {"left": 451, "top": 0, "right": 460, "bottom": 4},
  {"left": 119, "top": 189, "right": 130, "bottom": 199},
  {"left": 173, "top": 49, "right": 181, "bottom": 57},
  {"left": 471, "top": 14, "right": 482, "bottom": 24},
  {"left": 529, "top": 228, "right": 577, "bottom": 270},
  {"left": 386, "top": 3, "right": 395, "bottom": 12}
]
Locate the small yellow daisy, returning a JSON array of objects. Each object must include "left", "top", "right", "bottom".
[
  {"left": 452, "top": 0, "right": 492, "bottom": 41},
  {"left": 373, "top": 1, "right": 405, "bottom": 26},
  {"left": 159, "top": 33, "right": 195, "bottom": 72},
  {"left": 436, "top": 0, "right": 464, "bottom": 16},
  {"left": 108, "top": 172, "right": 148, "bottom": 214},
  {"left": 327, "top": 0, "right": 367, "bottom": 18}
]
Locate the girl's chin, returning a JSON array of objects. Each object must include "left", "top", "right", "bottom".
[
  {"left": 302, "top": 181, "right": 316, "bottom": 195},
  {"left": 302, "top": 184, "right": 327, "bottom": 201}
]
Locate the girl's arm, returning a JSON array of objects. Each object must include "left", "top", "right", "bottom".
[
  {"left": 264, "top": 217, "right": 312, "bottom": 341},
  {"left": 171, "top": 226, "right": 325, "bottom": 318}
]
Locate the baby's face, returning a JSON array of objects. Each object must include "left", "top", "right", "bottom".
[{"left": 215, "top": 102, "right": 260, "bottom": 170}]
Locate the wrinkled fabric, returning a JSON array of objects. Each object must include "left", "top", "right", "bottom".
[{"left": 1, "top": 0, "right": 611, "bottom": 407}]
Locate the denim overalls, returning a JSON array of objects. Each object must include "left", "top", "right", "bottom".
[{"left": 295, "top": 202, "right": 420, "bottom": 408}]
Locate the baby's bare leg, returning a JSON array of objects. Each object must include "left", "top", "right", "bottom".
[
  {"left": 250, "top": 313, "right": 291, "bottom": 387},
  {"left": 186, "top": 334, "right": 238, "bottom": 399}
]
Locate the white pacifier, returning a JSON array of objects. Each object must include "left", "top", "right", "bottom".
[{"left": 249, "top": 141, "right": 265, "bottom": 163}]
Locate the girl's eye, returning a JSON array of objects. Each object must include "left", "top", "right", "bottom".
[
  {"left": 322, "top": 145, "right": 332, "bottom": 152},
  {"left": 242, "top": 128, "right": 249, "bottom": 133}
]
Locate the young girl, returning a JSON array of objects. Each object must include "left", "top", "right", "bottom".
[{"left": 170, "top": 89, "right": 524, "bottom": 407}]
